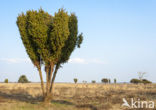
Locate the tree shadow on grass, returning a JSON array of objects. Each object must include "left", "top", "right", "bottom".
[
  {"left": 52, "top": 100, "right": 74, "bottom": 105},
  {"left": 52, "top": 100, "right": 97, "bottom": 110},
  {"left": 0, "top": 91, "right": 42, "bottom": 104},
  {"left": 0, "top": 91, "right": 97, "bottom": 110}
]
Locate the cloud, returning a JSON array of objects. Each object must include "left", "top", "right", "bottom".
[
  {"left": 0, "top": 58, "right": 31, "bottom": 64},
  {"left": 68, "top": 58, "right": 107, "bottom": 64},
  {"left": 0, "top": 57, "right": 107, "bottom": 65},
  {"left": 89, "top": 59, "right": 105, "bottom": 64},
  {"left": 68, "top": 58, "right": 87, "bottom": 64}
]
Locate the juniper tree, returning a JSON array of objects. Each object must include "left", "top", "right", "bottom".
[
  {"left": 4, "top": 79, "right": 8, "bottom": 83},
  {"left": 114, "top": 78, "right": 117, "bottom": 83},
  {"left": 74, "top": 78, "right": 78, "bottom": 84},
  {"left": 17, "top": 8, "right": 83, "bottom": 102}
]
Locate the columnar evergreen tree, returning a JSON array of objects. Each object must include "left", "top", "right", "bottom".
[
  {"left": 4, "top": 79, "right": 8, "bottom": 83},
  {"left": 17, "top": 8, "right": 83, "bottom": 103},
  {"left": 114, "top": 78, "right": 117, "bottom": 83},
  {"left": 74, "top": 78, "right": 78, "bottom": 84}
]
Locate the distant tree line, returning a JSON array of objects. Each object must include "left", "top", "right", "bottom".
[
  {"left": 73, "top": 78, "right": 117, "bottom": 84},
  {"left": 72, "top": 77, "right": 152, "bottom": 84},
  {"left": 4, "top": 75, "right": 152, "bottom": 85},
  {"left": 72, "top": 72, "right": 152, "bottom": 84}
]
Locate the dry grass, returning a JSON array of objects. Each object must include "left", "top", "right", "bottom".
[{"left": 0, "top": 83, "right": 156, "bottom": 110}]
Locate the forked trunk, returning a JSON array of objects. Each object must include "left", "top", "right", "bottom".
[
  {"left": 43, "top": 93, "right": 53, "bottom": 103},
  {"left": 44, "top": 63, "right": 54, "bottom": 103}
]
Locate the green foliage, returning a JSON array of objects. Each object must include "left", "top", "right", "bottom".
[
  {"left": 130, "top": 79, "right": 141, "bottom": 84},
  {"left": 17, "top": 8, "right": 83, "bottom": 67},
  {"left": 26, "top": 9, "right": 53, "bottom": 65},
  {"left": 4, "top": 79, "right": 8, "bottom": 83},
  {"left": 74, "top": 78, "right": 78, "bottom": 84},
  {"left": 18, "top": 75, "right": 29, "bottom": 83},
  {"left": 101, "top": 78, "right": 108, "bottom": 83},
  {"left": 130, "top": 78, "right": 152, "bottom": 84},
  {"left": 16, "top": 12, "right": 40, "bottom": 67},
  {"left": 16, "top": 8, "right": 68, "bottom": 66},
  {"left": 57, "top": 14, "right": 83, "bottom": 68},
  {"left": 114, "top": 79, "right": 117, "bottom": 83},
  {"left": 142, "top": 79, "right": 152, "bottom": 84},
  {"left": 77, "top": 33, "right": 83, "bottom": 48},
  {"left": 92, "top": 80, "right": 96, "bottom": 83},
  {"left": 49, "top": 9, "right": 70, "bottom": 63}
]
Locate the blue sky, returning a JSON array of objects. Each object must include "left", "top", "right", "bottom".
[{"left": 0, "top": 0, "right": 156, "bottom": 83}]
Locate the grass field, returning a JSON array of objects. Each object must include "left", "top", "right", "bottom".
[{"left": 0, "top": 83, "right": 156, "bottom": 110}]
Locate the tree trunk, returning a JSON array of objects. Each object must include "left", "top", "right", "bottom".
[
  {"left": 45, "top": 66, "right": 49, "bottom": 96},
  {"left": 43, "top": 94, "right": 53, "bottom": 103},
  {"left": 44, "top": 63, "right": 54, "bottom": 103},
  {"left": 50, "top": 64, "right": 59, "bottom": 93},
  {"left": 37, "top": 68, "right": 45, "bottom": 97},
  {"left": 49, "top": 63, "right": 54, "bottom": 92}
]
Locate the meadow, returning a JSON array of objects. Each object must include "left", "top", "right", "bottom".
[{"left": 0, "top": 83, "right": 156, "bottom": 110}]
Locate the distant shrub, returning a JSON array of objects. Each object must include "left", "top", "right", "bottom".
[
  {"left": 18, "top": 75, "right": 29, "bottom": 83},
  {"left": 142, "top": 79, "right": 152, "bottom": 84},
  {"left": 130, "top": 78, "right": 152, "bottom": 84},
  {"left": 130, "top": 79, "right": 141, "bottom": 84},
  {"left": 101, "top": 78, "right": 108, "bottom": 83},
  {"left": 4, "top": 79, "right": 8, "bottom": 83},
  {"left": 108, "top": 79, "right": 111, "bottom": 83},
  {"left": 74, "top": 78, "right": 78, "bottom": 84},
  {"left": 82, "top": 80, "right": 87, "bottom": 83},
  {"left": 114, "top": 79, "right": 117, "bottom": 83},
  {"left": 92, "top": 80, "right": 96, "bottom": 83}
]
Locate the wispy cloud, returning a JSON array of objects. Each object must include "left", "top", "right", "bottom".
[
  {"left": 0, "top": 57, "right": 107, "bottom": 65},
  {"left": 68, "top": 58, "right": 107, "bottom": 64},
  {"left": 88, "top": 59, "right": 105, "bottom": 64},
  {"left": 0, "top": 58, "right": 31, "bottom": 64},
  {"left": 68, "top": 58, "right": 87, "bottom": 64}
]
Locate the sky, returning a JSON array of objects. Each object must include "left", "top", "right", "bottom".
[{"left": 0, "top": 0, "right": 156, "bottom": 83}]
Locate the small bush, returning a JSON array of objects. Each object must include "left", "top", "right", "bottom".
[
  {"left": 4, "top": 79, "right": 8, "bottom": 83},
  {"left": 101, "top": 78, "right": 108, "bottom": 83},
  {"left": 92, "top": 80, "right": 96, "bottom": 83},
  {"left": 82, "top": 80, "right": 87, "bottom": 83},
  {"left": 130, "top": 78, "right": 152, "bottom": 84},
  {"left": 142, "top": 79, "right": 152, "bottom": 84},
  {"left": 130, "top": 79, "right": 141, "bottom": 84},
  {"left": 18, "top": 75, "right": 29, "bottom": 83},
  {"left": 74, "top": 78, "right": 78, "bottom": 84},
  {"left": 108, "top": 79, "right": 111, "bottom": 83}
]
